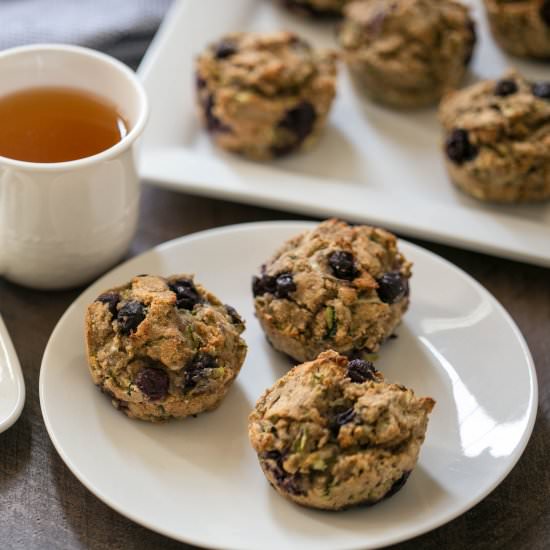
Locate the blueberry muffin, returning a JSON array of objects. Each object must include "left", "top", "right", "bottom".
[
  {"left": 252, "top": 219, "right": 412, "bottom": 363},
  {"left": 279, "top": 0, "right": 352, "bottom": 18},
  {"left": 484, "top": 0, "right": 550, "bottom": 59},
  {"left": 338, "top": 0, "right": 476, "bottom": 108},
  {"left": 248, "top": 350, "right": 435, "bottom": 510},
  {"left": 85, "top": 274, "right": 247, "bottom": 422},
  {"left": 439, "top": 70, "right": 550, "bottom": 202},
  {"left": 195, "top": 31, "right": 337, "bottom": 160}
]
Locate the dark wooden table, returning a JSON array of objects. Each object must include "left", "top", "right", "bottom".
[{"left": 1, "top": 183, "right": 549, "bottom": 550}]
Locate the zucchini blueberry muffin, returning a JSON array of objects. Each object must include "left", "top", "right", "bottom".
[
  {"left": 338, "top": 0, "right": 476, "bottom": 108},
  {"left": 248, "top": 350, "right": 435, "bottom": 510},
  {"left": 279, "top": 0, "right": 352, "bottom": 18},
  {"left": 439, "top": 70, "right": 550, "bottom": 202},
  {"left": 195, "top": 31, "right": 337, "bottom": 160},
  {"left": 483, "top": 0, "right": 550, "bottom": 59},
  {"left": 85, "top": 274, "right": 247, "bottom": 422},
  {"left": 252, "top": 219, "right": 412, "bottom": 363}
]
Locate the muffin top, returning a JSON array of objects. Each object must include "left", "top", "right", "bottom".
[
  {"left": 440, "top": 70, "right": 550, "bottom": 167},
  {"left": 339, "top": 0, "right": 475, "bottom": 69},
  {"left": 253, "top": 218, "right": 411, "bottom": 312},
  {"left": 249, "top": 350, "right": 435, "bottom": 495},
  {"left": 196, "top": 31, "right": 336, "bottom": 97}
]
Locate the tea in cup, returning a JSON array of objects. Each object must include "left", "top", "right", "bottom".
[{"left": 0, "top": 44, "right": 148, "bottom": 289}]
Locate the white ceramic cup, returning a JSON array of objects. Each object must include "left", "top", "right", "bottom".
[{"left": 0, "top": 44, "right": 148, "bottom": 290}]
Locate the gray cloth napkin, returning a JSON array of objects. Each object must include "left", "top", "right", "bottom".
[{"left": 0, "top": 0, "right": 174, "bottom": 67}]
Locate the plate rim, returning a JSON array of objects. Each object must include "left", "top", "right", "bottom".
[
  {"left": 39, "top": 220, "right": 539, "bottom": 550},
  {"left": 0, "top": 313, "right": 26, "bottom": 434}
]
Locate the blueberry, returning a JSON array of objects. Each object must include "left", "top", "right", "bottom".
[
  {"left": 347, "top": 359, "right": 377, "bottom": 383},
  {"left": 116, "top": 301, "right": 147, "bottom": 335},
  {"left": 262, "top": 450, "right": 283, "bottom": 461},
  {"left": 183, "top": 352, "right": 217, "bottom": 390},
  {"left": 540, "top": 0, "right": 550, "bottom": 26},
  {"left": 532, "top": 82, "right": 550, "bottom": 99},
  {"left": 383, "top": 471, "right": 411, "bottom": 500},
  {"left": 330, "top": 407, "right": 356, "bottom": 436},
  {"left": 96, "top": 292, "right": 120, "bottom": 317},
  {"left": 273, "top": 469, "right": 303, "bottom": 496},
  {"left": 333, "top": 408, "right": 356, "bottom": 426},
  {"left": 328, "top": 251, "right": 358, "bottom": 281},
  {"left": 169, "top": 279, "right": 203, "bottom": 310},
  {"left": 376, "top": 272, "right": 408, "bottom": 304},
  {"left": 135, "top": 367, "right": 169, "bottom": 401},
  {"left": 224, "top": 304, "right": 243, "bottom": 325},
  {"left": 277, "top": 101, "right": 316, "bottom": 143},
  {"left": 272, "top": 101, "right": 317, "bottom": 155},
  {"left": 196, "top": 73, "right": 207, "bottom": 90},
  {"left": 203, "top": 94, "right": 231, "bottom": 133},
  {"left": 445, "top": 128, "right": 478, "bottom": 165},
  {"left": 252, "top": 274, "right": 276, "bottom": 297},
  {"left": 494, "top": 79, "right": 518, "bottom": 97},
  {"left": 464, "top": 20, "right": 476, "bottom": 66},
  {"left": 214, "top": 40, "right": 237, "bottom": 59},
  {"left": 262, "top": 450, "right": 304, "bottom": 496},
  {"left": 252, "top": 276, "right": 262, "bottom": 296},
  {"left": 252, "top": 273, "right": 295, "bottom": 298},
  {"left": 274, "top": 273, "right": 296, "bottom": 299}
]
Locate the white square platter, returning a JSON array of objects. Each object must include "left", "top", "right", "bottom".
[{"left": 138, "top": 0, "right": 550, "bottom": 267}]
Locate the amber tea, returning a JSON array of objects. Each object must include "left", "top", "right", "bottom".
[{"left": 0, "top": 86, "right": 128, "bottom": 163}]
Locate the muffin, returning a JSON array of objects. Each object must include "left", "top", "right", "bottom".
[
  {"left": 85, "top": 274, "right": 247, "bottom": 422},
  {"left": 195, "top": 31, "right": 337, "bottom": 160},
  {"left": 483, "top": 0, "right": 550, "bottom": 59},
  {"left": 252, "top": 219, "right": 412, "bottom": 363},
  {"left": 248, "top": 350, "right": 435, "bottom": 510},
  {"left": 279, "top": 0, "right": 352, "bottom": 18},
  {"left": 338, "top": 0, "right": 476, "bottom": 108},
  {"left": 439, "top": 70, "right": 550, "bottom": 202}
]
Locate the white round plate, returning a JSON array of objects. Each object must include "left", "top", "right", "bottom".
[{"left": 40, "top": 222, "right": 537, "bottom": 550}]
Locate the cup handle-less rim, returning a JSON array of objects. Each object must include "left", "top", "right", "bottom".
[
  {"left": 0, "top": 43, "right": 149, "bottom": 173},
  {"left": 0, "top": 313, "right": 25, "bottom": 433}
]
